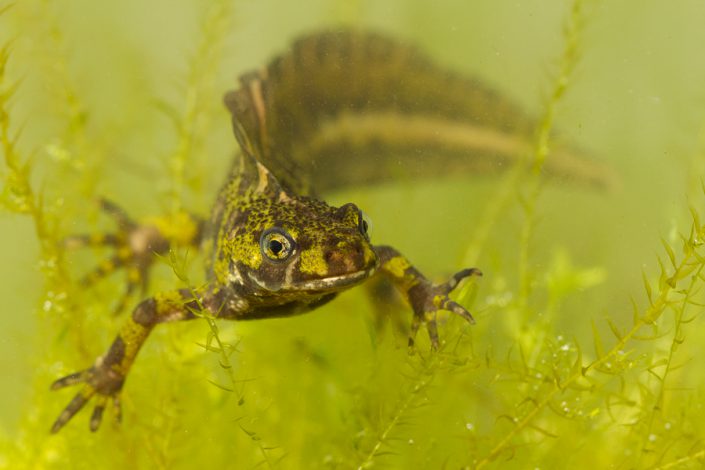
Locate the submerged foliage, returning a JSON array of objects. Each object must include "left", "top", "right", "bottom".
[{"left": 2, "top": 1, "right": 705, "bottom": 469}]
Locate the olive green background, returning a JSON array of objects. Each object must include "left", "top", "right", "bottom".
[{"left": 2, "top": 0, "right": 705, "bottom": 468}]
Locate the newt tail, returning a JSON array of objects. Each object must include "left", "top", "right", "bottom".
[{"left": 225, "top": 30, "right": 614, "bottom": 195}]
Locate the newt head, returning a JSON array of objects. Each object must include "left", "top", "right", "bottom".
[
  {"left": 238, "top": 198, "right": 378, "bottom": 295},
  {"left": 218, "top": 159, "right": 379, "bottom": 298}
]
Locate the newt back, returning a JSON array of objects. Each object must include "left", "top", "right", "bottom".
[{"left": 224, "top": 30, "right": 613, "bottom": 196}]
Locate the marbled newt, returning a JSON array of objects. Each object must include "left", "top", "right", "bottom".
[{"left": 50, "top": 30, "right": 611, "bottom": 433}]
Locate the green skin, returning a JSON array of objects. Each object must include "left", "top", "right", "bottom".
[{"left": 50, "top": 30, "right": 606, "bottom": 433}]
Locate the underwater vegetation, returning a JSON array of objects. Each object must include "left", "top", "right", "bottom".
[{"left": 2, "top": 0, "right": 705, "bottom": 468}]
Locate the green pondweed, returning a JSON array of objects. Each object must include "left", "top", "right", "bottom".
[{"left": 2, "top": 1, "right": 705, "bottom": 469}]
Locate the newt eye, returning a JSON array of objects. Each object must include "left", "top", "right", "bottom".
[
  {"left": 358, "top": 211, "right": 372, "bottom": 240},
  {"left": 260, "top": 228, "right": 295, "bottom": 262}
]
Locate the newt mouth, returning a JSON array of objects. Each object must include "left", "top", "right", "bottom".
[
  {"left": 247, "top": 266, "right": 377, "bottom": 293},
  {"left": 289, "top": 267, "right": 375, "bottom": 292}
]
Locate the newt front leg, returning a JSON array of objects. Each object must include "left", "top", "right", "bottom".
[
  {"left": 63, "top": 199, "right": 204, "bottom": 316},
  {"left": 50, "top": 289, "right": 205, "bottom": 433},
  {"left": 374, "top": 246, "right": 482, "bottom": 350}
]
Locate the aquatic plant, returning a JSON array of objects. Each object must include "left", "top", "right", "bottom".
[{"left": 2, "top": 1, "right": 705, "bottom": 469}]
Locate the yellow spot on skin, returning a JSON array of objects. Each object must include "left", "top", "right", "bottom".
[
  {"left": 299, "top": 246, "right": 328, "bottom": 276},
  {"left": 90, "top": 233, "right": 106, "bottom": 244},
  {"left": 118, "top": 246, "right": 132, "bottom": 260},
  {"left": 213, "top": 257, "right": 231, "bottom": 284},
  {"left": 340, "top": 206, "right": 359, "bottom": 226},
  {"left": 231, "top": 233, "right": 262, "bottom": 270},
  {"left": 116, "top": 318, "right": 151, "bottom": 373},
  {"left": 144, "top": 212, "right": 198, "bottom": 247},
  {"left": 127, "top": 268, "right": 140, "bottom": 283},
  {"left": 363, "top": 245, "right": 376, "bottom": 266},
  {"left": 154, "top": 290, "right": 186, "bottom": 316},
  {"left": 383, "top": 256, "right": 412, "bottom": 279}
]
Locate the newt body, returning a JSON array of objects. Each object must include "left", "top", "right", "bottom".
[{"left": 51, "top": 31, "right": 607, "bottom": 432}]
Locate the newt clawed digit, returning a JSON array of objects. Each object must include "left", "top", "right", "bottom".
[{"left": 50, "top": 30, "right": 610, "bottom": 433}]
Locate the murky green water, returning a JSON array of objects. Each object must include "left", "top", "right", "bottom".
[{"left": 2, "top": 1, "right": 705, "bottom": 468}]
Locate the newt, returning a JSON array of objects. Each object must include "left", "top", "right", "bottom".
[{"left": 50, "top": 30, "right": 611, "bottom": 433}]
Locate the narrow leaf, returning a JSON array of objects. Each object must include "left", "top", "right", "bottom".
[
  {"left": 661, "top": 237, "right": 677, "bottom": 269},
  {"left": 642, "top": 270, "right": 653, "bottom": 304},
  {"left": 591, "top": 319, "right": 604, "bottom": 358},
  {"left": 606, "top": 318, "right": 623, "bottom": 341}
]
